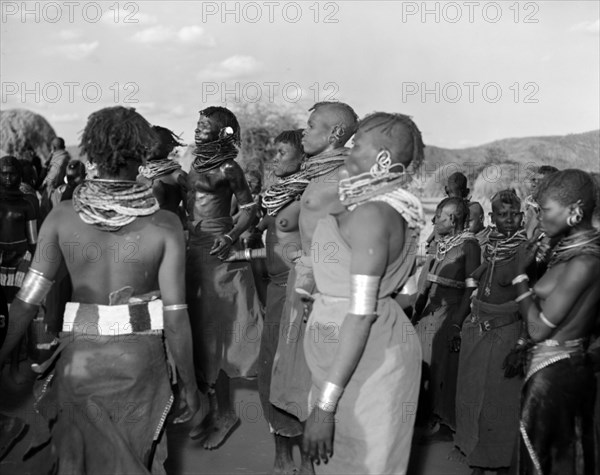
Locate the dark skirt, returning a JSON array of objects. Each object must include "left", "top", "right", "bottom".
[{"left": 517, "top": 350, "right": 596, "bottom": 475}]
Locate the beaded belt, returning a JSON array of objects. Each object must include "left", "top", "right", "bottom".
[{"left": 62, "top": 300, "right": 163, "bottom": 336}]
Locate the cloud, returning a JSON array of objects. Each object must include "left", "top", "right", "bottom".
[
  {"left": 132, "top": 25, "right": 216, "bottom": 47},
  {"left": 178, "top": 26, "right": 216, "bottom": 46},
  {"left": 58, "top": 29, "right": 82, "bottom": 40},
  {"left": 56, "top": 41, "right": 99, "bottom": 61},
  {"left": 570, "top": 19, "right": 600, "bottom": 34},
  {"left": 197, "top": 55, "right": 261, "bottom": 80}
]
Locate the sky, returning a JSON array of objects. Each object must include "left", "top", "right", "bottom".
[{"left": 1, "top": 0, "right": 599, "bottom": 148}]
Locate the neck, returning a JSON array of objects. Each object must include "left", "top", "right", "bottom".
[
  {"left": 308, "top": 143, "right": 342, "bottom": 158},
  {"left": 564, "top": 222, "right": 595, "bottom": 238}
]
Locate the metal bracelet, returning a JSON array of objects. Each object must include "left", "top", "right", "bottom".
[
  {"left": 244, "top": 249, "right": 252, "bottom": 261},
  {"left": 16, "top": 268, "right": 54, "bottom": 305},
  {"left": 539, "top": 312, "right": 557, "bottom": 329},
  {"left": 515, "top": 290, "right": 533, "bottom": 303},
  {"left": 349, "top": 274, "right": 379, "bottom": 315},
  {"left": 223, "top": 234, "right": 234, "bottom": 244},
  {"left": 465, "top": 278, "right": 478, "bottom": 288},
  {"left": 511, "top": 274, "right": 529, "bottom": 286},
  {"left": 163, "top": 304, "right": 188, "bottom": 312},
  {"left": 316, "top": 381, "right": 344, "bottom": 413}
]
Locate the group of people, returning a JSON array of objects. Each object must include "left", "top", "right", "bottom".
[{"left": 0, "top": 101, "right": 599, "bottom": 475}]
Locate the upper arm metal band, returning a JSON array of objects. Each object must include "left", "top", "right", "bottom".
[
  {"left": 16, "top": 268, "right": 54, "bottom": 305},
  {"left": 349, "top": 274, "right": 379, "bottom": 315},
  {"left": 239, "top": 202, "right": 257, "bottom": 210},
  {"left": 26, "top": 220, "right": 38, "bottom": 245}
]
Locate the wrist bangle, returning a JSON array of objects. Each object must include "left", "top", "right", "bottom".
[
  {"left": 224, "top": 234, "right": 234, "bottom": 244},
  {"left": 465, "top": 278, "right": 478, "bottom": 288},
  {"left": 515, "top": 289, "right": 533, "bottom": 303},
  {"left": 316, "top": 381, "right": 343, "bottom": 413},
  {"left": 512, "top": 274, "right": 529, "bottom": 286},
  {"left": 452, "top": 323, "right": 461, "bottom": 330},
  {"left": 244, "top": 249, "right": 252, "bottom": 261},
  {"left": 516, "top": 337, "right": 528, "bottom": 347}
]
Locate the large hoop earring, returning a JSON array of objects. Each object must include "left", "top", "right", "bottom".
[{"left": 370, "top": 150, "right": 392, "bottom": 178}]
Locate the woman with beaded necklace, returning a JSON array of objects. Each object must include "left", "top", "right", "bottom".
[
  {"left": 302, "top": 112, "right": 425, "bottom": 474},
  {"left": 510, "top": 169, "right": 600, "bottom": 475}
]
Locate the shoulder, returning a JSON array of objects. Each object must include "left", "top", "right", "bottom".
[
  {"left": 350, "top": 201, "right": 403, "bottom": 234},
  {"left": 563, "top": 255, "right": 600, "bottom": 280},
  {"left": 463, "top": 238, "right": 481, "bottom": 253},
  {"left": 221, "top": 160, "right": 244, "bottom": 176},
  {"left": 150, "top": 209, "right": 184, "bottom": 231}
]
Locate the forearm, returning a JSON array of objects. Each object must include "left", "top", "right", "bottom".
[
  {"left": 450, "top": 292, "right": 474, "bottom": 327},
  {"left": 227, "top": 206, "right": 256, "bottom": 241},
  {"left": 514, "top": 280, "right": 551, "bottom": 341},
  {"left": 324, "top": 315, "right": 375, "bottom": 389},
  {"left": 163, "top": 312, "right": 198, "bottom": 392},
  {"left": 0, "top": 298, "right": 39, "bottom": 365}
]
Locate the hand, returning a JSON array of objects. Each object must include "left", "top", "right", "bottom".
[
  {"left": 210, "top": 235, "right": 233, "bottom": 260},
  {"left": 296, "top": 289, "right": 314, "bottom": 322},
  {"left": 502, "top": 345, "right": 528, "bottom": 379},
  {"left": 516, "top": 238, "right": 539, "bottom": 273},
  {"left": 174, "top": 387, "right": 201, "bottom": 424},
  {"left": 448, "top": 323, "right": 461, "bottom": 353},
  {"left": 303, "top": 407, "right": 335, "bottom": 465}
]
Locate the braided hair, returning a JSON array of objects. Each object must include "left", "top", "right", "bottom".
[
  {"left": 79, "top": 106, "right": 158, "bottom": 176},
  {"left": 148, "top": 125, "right": 185, "bottom": 161},
  {"left": 274, "top": 129, "right": 304, "bottom": 152}
]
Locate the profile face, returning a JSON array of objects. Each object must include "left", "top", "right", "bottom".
[
  {"left": 273, "top": 142, "right": 303, "bottom": 178},
  {"left": 434, "top": 206, "right": 454, "bottom": 236},
  {"left": 468, "top": 205, "right": 484, "bottom": 233},
  {"left": 538, "top": 196, "right": 571, "bottom": 238},
  {"left": 492, "top": 202, "right": 523, "bottom": 237},
  {"left": 345, "top": 129, "right": 379, "bottom": 177},
  {"left": 302, "top": 109, "right": 333, "bottom": 156},
  {"left": 0, "top": 164, "right": 20, "bottom": 190},
  {"left": 195, "top": 115, "right": 220, "bottom": 144}
]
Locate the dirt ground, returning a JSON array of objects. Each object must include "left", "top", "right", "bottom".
[{"left": 1, "top": 363, "right": 470, "bottom": 475}]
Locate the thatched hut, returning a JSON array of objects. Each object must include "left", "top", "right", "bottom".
[{"left": 0, "top": 109, "right": 57, "bottom": 164}]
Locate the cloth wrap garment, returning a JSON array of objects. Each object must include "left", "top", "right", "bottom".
[
  {"left": 516, "top": 338, "right": 596, "bottom": 475},
  {"left": 455, "top": 297, "right": 522, "bottom": 468},
  {"left": 186, "top": 216, "right": 263, "bottom": 385},
  {"left": 257, "top": 269, "right": 304, "bottom": 437},
  {"left": 28, "top": 298, "right": 173, "bottom": 474},
  {"left": 303, "top": 215, "right": 422, "bottom": 475}
]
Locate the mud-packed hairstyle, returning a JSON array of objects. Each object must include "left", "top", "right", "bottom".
[
  {"left": 0, "top": 155, "right": 23, "bottom": 181},
  {"left": 309, "top": 102, "right": 359, "bottom": 145},
  {"left": 199, "top": 106, "right": 241, "bottom": 145},
  {"left": 491, "top": 189, "right": 521, "bottom": 211},
  {"left": 437, "top": 196, "right": 470, "bottom": 227},
  {"left": 79, "top": 106, "right": 157, "bottom": 176},
  {"left": 358, "top": 112, "right": 425, "bottom": 170},
  {"left": 535, "top": 169, "right": 596, "bottom": 218},
  {"left": 274, "top": 129, "right": 304, "bottom": 154}
]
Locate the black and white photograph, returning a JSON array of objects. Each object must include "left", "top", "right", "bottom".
[{"left": 1, "top": 1, "right": 599, "bottom": 474}]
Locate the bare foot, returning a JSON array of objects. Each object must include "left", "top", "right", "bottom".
[
  {"left": 298, "top": 448, "right": 315, "bottom": 475},
  {"left": 203, "top": 412, "right": 240, "bottom": 450},
  {"left": 273, "top": 463, "right": 297, "bottom": 475},
  {"left": 189, "top": 411, "right": 214, "bottom": 441},
  {"left": 447, "top": 446, "right": 467, "bottom": 464}
]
